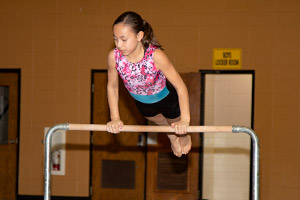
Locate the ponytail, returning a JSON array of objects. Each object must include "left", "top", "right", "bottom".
[
  {"left": 113, "top": 11, "right": 163, "bottom": 50},
  {"left": 142, "top": 20, "right": 163, "bottom": 49}
]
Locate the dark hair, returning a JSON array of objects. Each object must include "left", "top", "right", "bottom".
[{"left": 113, "top": 11, "right": 163, "bottom": 49}]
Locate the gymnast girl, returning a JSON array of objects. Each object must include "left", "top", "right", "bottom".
[{"left": 106, "top": 11, "right": 191, "bottom": 157}]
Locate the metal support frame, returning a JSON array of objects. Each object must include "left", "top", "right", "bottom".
[{"left": 44, "top": 124, "right": 259, "bottom": 200}]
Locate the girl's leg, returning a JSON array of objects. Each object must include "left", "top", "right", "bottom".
[
  {"left": 145, "top": 114, "right": 182, "bottom": 157},
  {"left": 165, "top": 117, "right": 192, "bottom": 155}
]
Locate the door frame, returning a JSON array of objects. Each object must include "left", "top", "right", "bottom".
[
  {"left": 90, "top": 69, "right": 107, "bottom": 199},
  {"left": 0, "top": 69, "right": 21, "bottom": 199},
  {"left": 199, "top": 70, "right": 255, "bottom": 200}
]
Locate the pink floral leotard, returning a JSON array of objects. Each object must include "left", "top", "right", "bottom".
[{"left": 114, "top": 45, "right": 169, "bottom": 103}]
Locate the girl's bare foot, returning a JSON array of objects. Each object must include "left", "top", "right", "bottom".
[
  {"left": 179, "top": 134, "right": 192, "bottom": 155},
  {"left": 167, "top": 134, "right": 182, "bottom": 157}
]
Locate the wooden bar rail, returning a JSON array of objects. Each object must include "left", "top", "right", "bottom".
[{"left": 68, "top": 124, "right": 233, "bottom": 133}]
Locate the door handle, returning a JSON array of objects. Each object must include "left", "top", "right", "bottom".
[
  {"left": 137, "top": 134, "right": 145, "bottom": 147},
  {"left": 8, "top": 139, "right": 18, "bottom": 144}
]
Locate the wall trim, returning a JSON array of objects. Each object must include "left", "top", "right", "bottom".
[{"left": 17, "top": 195, "right": 89, "bottom": 200}]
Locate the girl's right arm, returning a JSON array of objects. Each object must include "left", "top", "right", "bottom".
[{"left": 107, "top": 50, "right": 123, "bottom": 133}]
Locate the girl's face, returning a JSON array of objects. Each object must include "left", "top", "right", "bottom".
[{"left": 113, "top": 23, "right": 143, "bottom": 56}]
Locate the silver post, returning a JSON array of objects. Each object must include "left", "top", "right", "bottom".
[
  {"left": 44, "top": 124, "right": 69, "bottom": 200},
  {"left": 232, "top": 126, "right": 260, "bottom": 200}
]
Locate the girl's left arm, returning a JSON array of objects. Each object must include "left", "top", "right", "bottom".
[{"left": 154, "top": 49, "right": 190, "bottom": 133}]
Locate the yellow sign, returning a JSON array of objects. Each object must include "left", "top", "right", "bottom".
[{"left": 213, "top": 48, "right": 242, "bottom": 69}]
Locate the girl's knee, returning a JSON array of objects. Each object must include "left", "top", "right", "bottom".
[
  {"left": 146, "top": 114, "right": 168, "bottom": 126},
  {"left": 165, "top": 116, "right": 181, "bottom": 125}
]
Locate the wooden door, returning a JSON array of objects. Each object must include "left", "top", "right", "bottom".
[
  {"left": 91, "top": 71, "right": 201, "bottom": 200},
  {"left": 91, "top": 71, "right": 147, "bottom": 200},
  {"left": 0, "top": 70, "right": 20, "bottom": 200},
  {"left": 146, "top": 73, "right": 201, "bottom": 200}
]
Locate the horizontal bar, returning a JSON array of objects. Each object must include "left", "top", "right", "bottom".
[
  {"left": 68, "top": 124, "right": 233, "bottom": 133},
  {"left": 44, "top": 124, "right": 259, "bottom": 200}
]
